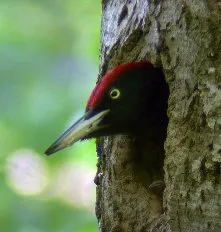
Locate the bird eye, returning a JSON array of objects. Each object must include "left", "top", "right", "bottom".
[{"left": 109, "top": 88, "right": 120, "bottom": 99}]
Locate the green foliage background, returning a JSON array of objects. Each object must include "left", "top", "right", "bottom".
[{"left": 0, "top": 1, "right": 101, "bottom": 231}]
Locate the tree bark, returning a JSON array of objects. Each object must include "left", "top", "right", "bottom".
[{"left": 95, "top": 1, "right": 221, "bottom": 231}]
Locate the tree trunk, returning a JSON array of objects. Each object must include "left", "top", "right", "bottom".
[{"left": 95, "top": 1, "right": 221, "bottom": 231}]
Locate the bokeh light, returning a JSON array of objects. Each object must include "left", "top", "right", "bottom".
[
  {"left": 50, "top": 163, "right": 96, "bottom": 209},
  {"left": 5, "top": 149, "right": 48, "bottom": 196}
]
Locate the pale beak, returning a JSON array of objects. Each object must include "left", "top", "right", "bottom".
[{"left": 45, "top": 109, "right": 110, "bottom": 156}]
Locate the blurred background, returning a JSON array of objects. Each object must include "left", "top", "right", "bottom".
[{"left": 0, "top": 0, "right": 101, "bottom": 231}]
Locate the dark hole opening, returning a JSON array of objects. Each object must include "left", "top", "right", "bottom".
[{"left": 134, "top": 68, "right": 169, "bottom": 196}]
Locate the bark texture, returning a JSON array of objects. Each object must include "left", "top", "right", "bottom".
[{"left": 95, "top": 1, "right": 221, "bottom": 231}]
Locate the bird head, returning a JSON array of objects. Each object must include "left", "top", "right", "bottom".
[{"left": 45, "top": 61, "right": 168, "bottom": 155}]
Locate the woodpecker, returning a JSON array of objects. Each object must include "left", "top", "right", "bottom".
[{"left": 45, "top": 61, "right": 169, "bottom": 156}]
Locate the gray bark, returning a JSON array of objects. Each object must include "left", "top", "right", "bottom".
[{"left": 95, "top": 1, "right": 221, "bottom": 231}]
